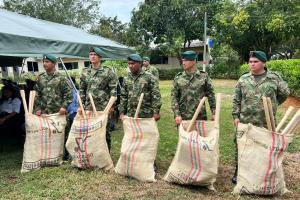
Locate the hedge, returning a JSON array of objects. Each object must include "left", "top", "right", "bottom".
[{"left": 239, "top": 59, "right": 300, "bottom": 97}]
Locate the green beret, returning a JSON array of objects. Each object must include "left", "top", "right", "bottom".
[
  {"left": 90, "top": 47, "right": 106, "bottom": 57},
  {"left": 128, "top": 54, "right": 143, "bottom": 62},
  {"left": 143, "top": 56, "right": 150, "bottom": 62},
  {"left": 249, "top": 51, "right": 267, "bottom": 62},
  {"left": 43, "top": 54, "right": 57, "bottom": 62},
  {"left": 181, "top": 50, "right": 198, "bottom": 61}
]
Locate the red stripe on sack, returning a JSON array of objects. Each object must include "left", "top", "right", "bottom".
[
  {"left": 194, "top": 124, "right": 203, "bottom": 181},
  {"left": 130, "top": 118, "right": 143, "bottom": 176},
  {"left": 201, "top": 121, "right": 205, "bottom": 137},
  {"left": 186, "top": 133, "right": 195, "bottom": 183},
  {"left": 45, "top": 118, "right": 52, "bottom": 161},
  {"left": 84, "top": 116, "right": 91, "bottom": 168},
  {"left": 125, "top": 118, "right": 136, "bottom": 175},
  {"left": 77, "top": 119, "right": 84, "bottom": 168},
  {"left": 38, "top": 116, "right": 44, "bottom": 160},
  {"left": 264, "top": 132, "right": 276, "bottom": 194},
  {"left": 271, "top": 134, "right": 286, "bottom": 193}
]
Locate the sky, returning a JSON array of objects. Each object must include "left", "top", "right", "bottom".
[{"left": 100, "top": 0, "right": 143, "bottom": 23}]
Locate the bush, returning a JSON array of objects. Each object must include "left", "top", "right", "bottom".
[
  {"left": 239, "top": 59, "right": 300, "bottom": 97},
  {"left": 158, "top": 68, "right": 182, "bottom": 80}
]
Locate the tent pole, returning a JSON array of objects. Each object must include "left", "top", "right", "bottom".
[
  {"left": 59, "top": 57, "right": 77, "bottom": 91},
  {"left": 17, "top": 58, "right": 26, "bottom": 84}
]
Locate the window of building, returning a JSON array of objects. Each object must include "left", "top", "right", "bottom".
[
  {"left": 27, "top": 62, "right": 39, "bottom": 72},
  {"left": 58, "top": 62, "right": 78, "bottom": 70}
]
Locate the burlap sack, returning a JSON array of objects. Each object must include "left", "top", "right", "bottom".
[
  {"left": 163, "top": 120, "right": 219, "bottom": 189},
  {"left": 21, "top": 113, "right": 67, "bottom": 173},
  {"left": 115, "top": 117, "right": 159, "bottom": 182},
  {"left": 233, "top": 123, "right": 293, "bottom": 195},
  {"left": 66, "top": 111, "right": 113, "bottom": 170}
]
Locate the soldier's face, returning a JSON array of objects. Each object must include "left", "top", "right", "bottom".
[
  {"left": 182, "top": 59, "right": 196, "bottom": 71},
  {"left": 249, "top": 57, "right": 265, "bottom": 74},
  {"left": 143, "top": 60, "right": 149, "bottom": 67},
  {"left": 89, "top": 52, "right": 101, "bottom": 64},
  {"left": 43, "top": 59, "right": 56, "bottom": 72},
  {"left": 128, "top": 60, "right": 141, "bottom": 74}
]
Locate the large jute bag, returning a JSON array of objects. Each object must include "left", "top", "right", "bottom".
[
  {"left": 233, "top": 123, "right": 293, "bottom": 195},
  {"left": 115, "top": 117, "right": 160, "bottom": 182},
  {"left": 163, "top": 120, "right": 219, "bottom": 189},
  {"left": 66, "top": 111, "right": 113, "bottom": 170},
  {"left": 20, "top": 91, "right": 67, "bottom": 173}
]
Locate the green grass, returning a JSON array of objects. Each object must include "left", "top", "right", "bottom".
[{"left": 0, "top": 79, "right": 299, "bottom": 200}]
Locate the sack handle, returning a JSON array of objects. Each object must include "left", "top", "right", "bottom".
[
  {"left": 282, "top": 108, "right": 300, "bottom": 136},
  {"left": 276, "top": 106, "right": 294, "bottom": 132},
  {"left": 77, "top": 93, "right": 86, "bottom": 119},
  {"left": 266, "top": 97, "right": 276, "bottom": 131},
  {"left": 187, "top": 96, "right": 207, "bottom": 132},
  {"left": 262, "top": 96, "right": 273, "bottom": 131},
  {"left": 88, "top": 93, "right": 97, "bottom": 116},
  {"left": 104, "top": 96, "right": 117, "bottom": 114},
  {"left": 134, "top": 93, "right": 144, "bottom": 119},
  {"left": 20, "top": 90, "right": 29, "bottom": 115}
]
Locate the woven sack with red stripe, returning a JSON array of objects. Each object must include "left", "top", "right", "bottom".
[
  {"left": 163, "top": 120, "right": 219, "bottom": 190},
  {"left": 66, "top": 111, "right": 113, "bottom": 170},
  {"left": 233, "top": 123, "right": 293, "bottom": 195},
  {"left": 115, "top": 117, "right": 160, "bottom": 182},
  {"left": 21, "top": 113, "right": 67, "bottom": 173}
]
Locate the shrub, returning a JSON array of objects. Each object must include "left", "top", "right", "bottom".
[{"left": 239, "top": 59, "right": 300, "bottom": 97}]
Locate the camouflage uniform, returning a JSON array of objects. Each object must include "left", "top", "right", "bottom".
[
  {"left": 80, "top": 66, "right": 118, "bottom": 111},
  {"left": 143, "top": 65, "right": 159, "bottom": 79},
  {"left": 79, "top": 65, "right": 118, "bottom": 150},
  {"left": 120, "top": 69, "right": 161, "bottom": 118},
  {"left": 171, "top": 69, "right": 216, "bottom": 120},
  {"left": 34, "top": 71, "right": 72, "bottom": 114},
  {"left": 232, "top": 69, "right": 290, "bottom": 128}
]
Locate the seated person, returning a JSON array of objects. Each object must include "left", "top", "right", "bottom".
[{"left": 0, "top": 85, "right": 22, "bottom": 137}]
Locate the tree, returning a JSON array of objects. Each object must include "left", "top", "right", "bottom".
[
  {"left": 2, "top": 0, "right": 101, "bottom": 29},
  {"left": 128, "top": 0, "right": 221, "bottom": 58},
  {"left": 214, "top": 0, "right": 300, "bottom": 61},
  {"left": 90, "top": 16, "right": 128, "bottom": 44}
]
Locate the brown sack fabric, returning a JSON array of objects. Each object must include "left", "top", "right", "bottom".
[
  {"left": 66, "top": 111, "right": 113, "bottom": 170},
  {"left": 163, "top": 120, "right": 219, "bottom": 190},
  {"left": 115, "top": 117, "right": 159, "bottom": 182}
]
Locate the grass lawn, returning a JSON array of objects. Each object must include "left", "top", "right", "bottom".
[{"left": 0, "top": 79, "right": 299, "bottom": 200}]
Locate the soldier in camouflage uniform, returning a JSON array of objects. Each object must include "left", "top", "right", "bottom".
[
  {"left": 79, "top": 47, "right": 118, "bottom": 150},
  {"left": 231, "top": 50, "right": 290, "bottom": 184},
  {"left": 143, "top": 57, "right": 159, "bottom": 79},
  {"left": 120, "top": 54, "right": 161, "bottom": 120},
  {"left": 171, "top": 51, "right": 216, "bottom": 125},
  {"left": 34, "top": 54, "right": 72, "bottom": 115}
]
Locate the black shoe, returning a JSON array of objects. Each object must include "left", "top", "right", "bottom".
[
  {"left": 231, "top": 176, "right": 237, "bottom": 184},
  {"left": 154, "top": 162, "right": 158, "bottom": 173}
]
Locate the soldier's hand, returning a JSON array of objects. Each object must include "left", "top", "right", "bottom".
[
  {"left": 120, "top": 113, "right": 125, "bottom": 121},
  {"left": 36, "top": 110, "right": 42, "bottom": 116},
  {"left": 175, "top": 116, "right": 182, "bottom": 125},
  {"left": 211, "top": 114, "right": 215, "bottom": 121},
  {"left": 153, "top": 113, "right": 160, "bottom": 121},
  {"left": 59, "top": 107, "right": 67, "bottom": 115},
  {"left": 234, "top": 119, "right": 240, "bottom": 127}
]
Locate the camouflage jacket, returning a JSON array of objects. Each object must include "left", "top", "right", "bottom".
[
  {"left": 80, "top": 66, "right": 118, "bottom": 111},
  {"left": 171, "top": 69, "right": 216, "bottom": 120},
  {"left": 34, "top": 71, "right": 73, "bottom": 114},
  {"left": 232, "top": 69, "right": 290, "bottom": 128},
  {"left": 143, "top": 65, "right": 159, "bottom": 79},
  {"left": 120, "top": 69, "right": 162, "bottom": 118}
]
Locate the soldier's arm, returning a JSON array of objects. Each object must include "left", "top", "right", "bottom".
[
  {"left": 108, "top": 69, "right": 118, "bottom": 97},
  {"left": 171, "top": 78, "right": 181, "bottom": 117},
  {"left": 79, "top": 71, "right": 87, "bottom": 106},
  {"left": 119, "top": 78, "right": 128, "bottom": 115},
  {"left": 150, "top": 75, "right": 162, "bottom": 114},
  {"left": 204, "top": 75, "right": 216, "bottom": 114},
  {"left": 154, "top": 68, "right": 159, "bottom": 79},
  {"left": 276, "top": 76, "right": 290, "bottom": 105},
  {"left": 232, "top": 81, "right": 242, "bottom": 120}
]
